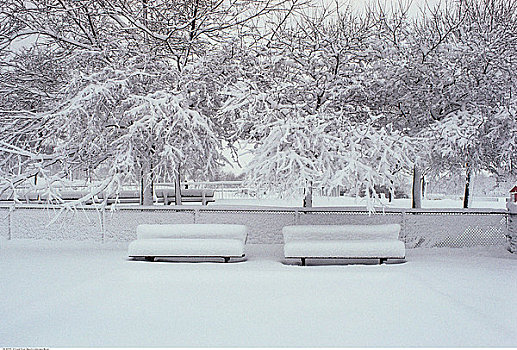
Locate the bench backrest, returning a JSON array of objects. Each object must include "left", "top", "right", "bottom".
[
  {"left": 136, "top": 224, "right": 247, "bottom": 241},
  {"left": 97, "top": 189, "right": 139, "bottom": 199},
  {"left": 283, "top": 224, "right": 401, "bottom": 241},
  {"left": 155, "top": 189, "right": 215, "bottom": 197}
]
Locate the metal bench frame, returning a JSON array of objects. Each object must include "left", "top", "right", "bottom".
[
  {"left": 130, "top": 254, "right": 246, "bottom": 263},
  {"left": 286, "top": 256, "right": 405, "bottom": 266}
]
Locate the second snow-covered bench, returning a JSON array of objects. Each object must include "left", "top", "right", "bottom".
[
  {"left": 283, "top": 224, "right": 405, "bottom": 266},
  {"left": 128, "top": 224, "right": 247, "bottom": 262}
]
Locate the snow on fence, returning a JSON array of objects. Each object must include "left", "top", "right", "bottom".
[{"left": 0, "top": 205, "right": 509, "bottom": 248}]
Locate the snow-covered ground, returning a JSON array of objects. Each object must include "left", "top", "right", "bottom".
[{"left": 1, "top": 239, "right": 516, "bottom": 347}]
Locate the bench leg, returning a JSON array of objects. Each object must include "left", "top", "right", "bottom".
[
  {"left": 301, "top": 258, "right": 306, "bottom": 266},
  {"left": 224, "top": 257, "right": 230, "bottom": 263},
  {"left": 379, "top": 258, "right": 387, "bottom": 264}
]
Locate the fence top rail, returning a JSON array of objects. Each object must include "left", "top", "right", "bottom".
[{"left": 0, "top": 203, "right": 508, "bottom": 215}]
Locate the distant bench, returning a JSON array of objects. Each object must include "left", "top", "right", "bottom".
[
  {"left": 0, "top": 188, "right": 215, "bottom": 205},
  {"left": 128, "top": 224, "right": 248, "bottom": 262},
  {"left": 0, "top": 190, "right": 90, "bottom": 203},
  {"left": 283, "top": 224, "right": 405, "bottom": 266},
  {"left": 154, "top": 189, "right": 215, "bottom": 205},
  {"left": 97, "top": 189, "right": 215, "bottom": 205}
]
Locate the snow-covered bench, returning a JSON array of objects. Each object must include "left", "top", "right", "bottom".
[
  {"left": 155, "top": 189, "right": 215, "bottom": 205},
  {"left": 283, "top": 224, "right": 405, "bottom": 266},
  {"left": 128, "top": 224, "right": 247, "bottom": 262}
]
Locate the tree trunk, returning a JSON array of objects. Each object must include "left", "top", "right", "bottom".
[
  {"left": 175, "top": 165, "right": 182, "bottom": 205},
  {"left": 421, "top": 175, "right": 426, "bottom": 199},
  {"left": 463, "top": 166, "right": 471, "bottom": 209},
  {"left": 140, "top": 162, "right": 153, "bottom": 206},
  {"left": 139, "top": 169, "right": 144, "bottom": 205},
  {"left": 412, "top": 166, "right": 422, "bottom": 208},
  {"left": 388, "top": 180, "right": 394, "bottom": 203},
  {"left": 303, "top": 182, "right": 313, "bottom": 208}
]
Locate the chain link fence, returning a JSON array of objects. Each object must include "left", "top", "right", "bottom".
[{"left": 0, "top": 205, "right": 508, "bottom": 248}]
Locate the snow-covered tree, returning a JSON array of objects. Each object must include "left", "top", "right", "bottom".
[
  {"left": 424, "top": 110, "right": 484, "bottom": 207},
  {"left": 484, "top": 105, "right": 517, "bottom": 176},
  {"left": 50, "top": 57, "right": 225, "bottom": 203},
  {"left": 422, "top": 0, "right": 517, "bottom": 206},
  {"left": 0, "top": 0, "right": 300, "bottom": 206},
  {"left": 364, "top": 0, "right": 517, "bottom": 207},
  {"left": 245, "top": 114, "right": 412, "bottom": 210},
  {"left": 0, "top": 46, "right": 74, "bottom": 198},
  {"left": 224, "top": 6, "right": 414, "bottom": 208}
]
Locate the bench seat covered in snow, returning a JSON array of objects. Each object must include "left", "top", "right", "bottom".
[
  {"left": 128, "top": 224, "right": 247, "bottom": 262},
  {"left": 283, "top": 224, "right": 405, "bottom": 265}
]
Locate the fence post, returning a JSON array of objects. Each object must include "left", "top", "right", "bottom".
[
  {"left": 8, "top": 205, "right": 13, "bottom": 240},
  {"left": 400, "top": 209, "right": 406, "bottom": 243},
  {"left": 101, "top": 208, "right": 106, "bottom": 243},
  {"left": 506, "top": 202, "right": 517, "bottom": 253}
]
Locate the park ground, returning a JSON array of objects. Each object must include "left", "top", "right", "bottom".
[{"left": 1, "top": 239, "right": 516, "bottom": 347}]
